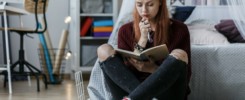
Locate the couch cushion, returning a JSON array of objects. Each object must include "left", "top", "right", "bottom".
[
  {"left": 172, "top": 6, "right": 195, "bottom": 22},
  {"left": 188, "top": 19, "right": 230, "bottom": 45},
  {"left": 214, "top": 19, "right": 245, "bottom": 43},
  {"left": 189, "top": 29, "right": 230, "bottom": 45}
]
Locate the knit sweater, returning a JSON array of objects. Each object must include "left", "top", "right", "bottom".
[{"left": 117, "top": 19, "right": 191, "bottom": 96}]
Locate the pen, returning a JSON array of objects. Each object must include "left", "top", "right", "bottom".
[
  {"left": 148, "top": 31, "right": 151, "bottom": 41},
  {"left": 147, "top": 30, "right": 153, "bottom": 43}
]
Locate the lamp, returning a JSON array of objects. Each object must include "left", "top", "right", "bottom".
[
  {"left": 65, "top": 51, "right": 72, "bottom": 60},
  {"left": 64, "top": 16, "right": 72, "bottom": 60}
]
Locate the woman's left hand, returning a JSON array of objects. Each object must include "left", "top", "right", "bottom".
[{"left": 128, "top": 58, "right": 158, "bottom": 73}]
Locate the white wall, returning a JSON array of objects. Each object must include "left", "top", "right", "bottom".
[{"left": 8, "top": 0, "right": 70, "bottom": 73}]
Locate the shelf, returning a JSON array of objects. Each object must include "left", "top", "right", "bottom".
[
  {"left": 80, "top": 37, "right": 109, "bottom": 45},
  {"left": 80, "top": 13, "right": 113, "bottom": 17},
  {"left": 79, "top": 66, "right": 94, "bottom": 74},
  {"left": 0, "top": 68, "right": 7, "bottom": 70},
  {"left": 70, "top": 0, "right": 118, "bottom": 74},
  {"left": 80, "top": 37, "right": 109, "bottom": 40}
]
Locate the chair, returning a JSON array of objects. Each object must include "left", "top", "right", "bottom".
[{"left": 0, "top": 0, "right": 49, "bottom": 92}]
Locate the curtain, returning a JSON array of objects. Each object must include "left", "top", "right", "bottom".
[
  {"left": 227, "top": 0, "right": 245, "bottom": 39},
  {"left": 108, "top": 0, "right": 134, "bottom": 48},
  {"left": 191, "top": 0, "right": 225, "bottom": 5}
]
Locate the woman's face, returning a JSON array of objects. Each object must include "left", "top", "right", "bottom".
[{"left": 135, "top": 0, "right": 161, "bottom": 20}]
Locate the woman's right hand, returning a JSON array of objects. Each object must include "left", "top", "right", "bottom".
[{"left": 139, "top": 18, "right": 151, "bottom": 40}]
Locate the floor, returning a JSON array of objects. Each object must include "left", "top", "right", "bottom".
[{"left": 0, "top": 76, "right": 90, "bottom": 100}]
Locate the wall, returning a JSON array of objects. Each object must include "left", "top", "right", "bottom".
[
  {"left": 5, "top": 0, "right": 123, "bottom": 74},
  {"left": 8, "top": 0, "right": 70, "bottom": 73},
  {"left": 0, "top": 33, "right": 3, "bottom": 64}
]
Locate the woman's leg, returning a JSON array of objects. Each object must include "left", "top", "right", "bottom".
[
  {"left": 97, "top": 44, "right": 141, "bottom": 99},
  {"left": 155, "top": 63, "right": 188, "bottom": 100},
  {"left": 128, "top": 55, "right": 187, "bottom": 100}
]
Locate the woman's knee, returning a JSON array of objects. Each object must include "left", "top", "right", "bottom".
[
  {"left": 97, "top": 44, "right": 115, "bottom": 62},
  {"left": 169, "top": 49, "right": 188, "bottom": 64}
]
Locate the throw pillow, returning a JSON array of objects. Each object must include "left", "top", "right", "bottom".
[
  {"left": 172, "top": 6, "right": 195, "bottom": 22},
  {"left": 215, "top": 19, "right": 245, "bottom": 43},
  {"left": 187, "top": 19, "right": 230, "bottom": 45},
  {"left": 189, "top": 29, "right": 230, "bottom": 45}
]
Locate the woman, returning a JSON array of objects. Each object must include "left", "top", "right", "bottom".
[{"left": 96, "top": 0, "right": 191, "bottom": 99}]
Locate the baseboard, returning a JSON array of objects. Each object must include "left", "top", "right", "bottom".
[
  {"left": 29, "top": 73, "right": 91, "bottom": 81},
  {"left": 82, "top": 73, "right": 90, "bottom": 81},
  {"left": 29, "top": 74, "right": 71, "bottom": 80}
]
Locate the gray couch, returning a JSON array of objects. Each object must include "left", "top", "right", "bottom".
[
  {"left": 87, "top": 1, "right": 245, "bottom": 99},
  {"left": 189, "top": 44, "right": 245, "bottom": 100}
]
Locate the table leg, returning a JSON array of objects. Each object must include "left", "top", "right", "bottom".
[{"left": 3, "top": 11, "right": 12, "bottom": 94}]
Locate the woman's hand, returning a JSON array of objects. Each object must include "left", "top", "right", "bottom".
[
  {"left": 138, "top": 18, "right": 151, "bottom": 48},
  {"left": 128, "top": 58, "right": 158, "bottom": 73},
  {"left": 139, "top": 18, "right": 151, "bottom": 39}
]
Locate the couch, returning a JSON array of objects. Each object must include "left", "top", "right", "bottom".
[{"left": 87, "top": 1, "right": 245, "bottom": 99}]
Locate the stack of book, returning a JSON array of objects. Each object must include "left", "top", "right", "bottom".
[
  {"left": 93, "top": 20, "right": 113, "bottom": 37},
  {"left": 80, "top": 17, "right": 93, "bottom": 37}
]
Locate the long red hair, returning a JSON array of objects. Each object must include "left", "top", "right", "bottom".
[{"left": 133, "top": 0, "right": 170, "bottom": 46}]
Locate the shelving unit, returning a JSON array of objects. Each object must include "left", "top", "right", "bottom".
[
  {"left": 69, "top": 0, "right": 118, "bottom": 73},
  {"left": 80, "top": 13, "right": 114, "bottom": 17}
]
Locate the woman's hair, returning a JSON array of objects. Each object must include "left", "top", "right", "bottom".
[{"left": 133, "top": 0, "right": 170, "bottom": 46}]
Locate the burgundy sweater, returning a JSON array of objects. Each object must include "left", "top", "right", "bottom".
[{"left": 117, "top": 19, "right": 191, "bottom": 96}]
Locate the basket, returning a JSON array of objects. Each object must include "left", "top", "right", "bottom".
[
  {"left": 38, "top": 48, "right": 67, "bottom": 84},
  {"left": 75, "top": 71, "right": 86, "bottom": 100}
]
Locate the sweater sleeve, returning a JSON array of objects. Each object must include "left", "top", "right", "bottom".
[
  {"left": 169, "top": 20, "right": 191, "bottom": 83},
  {"left": 180, "top": 24, "right": 191, "bottom": 83},
  {"left": 117, "top": 22, "right": 134, "bottom": 51},
  {"left": 176, "top": 22, "right": 192, "bottom": 96},
  {"left": 168, "top": 19, "right": 192, "bottom": 96}
]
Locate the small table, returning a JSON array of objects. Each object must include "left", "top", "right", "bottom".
[{"left": 0, "top": 2, "right": 29, "bottom": 94}]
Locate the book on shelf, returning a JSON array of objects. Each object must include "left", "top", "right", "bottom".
[
  {"left": 80, "top": 17, "right": 93, "bottom": 37},
  {"left": 115, "top": 44, "right": 169, "bottom": 61},
  {"left": 93, "top": 20, "right": 113, "bottom": 27},
  {"left": 93, "top": 26, "right": 113, "bottom": 32},
  {"left": 93, "top": 32, "right": 111, "bottom": 37}
]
